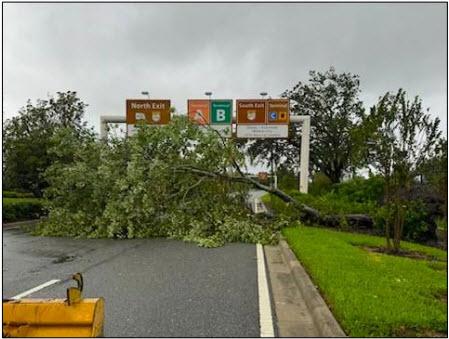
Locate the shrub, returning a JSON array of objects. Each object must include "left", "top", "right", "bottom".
[
  {"left": 2, "top": 198, "right": 43, "bottom": 222},
  {"left": 281, "top": 189, "right": 376, "bottom": 216},
  {"left": 309, "top": 172, "right": 332, "bottom": 196},
  {"left": 373, "top": 200, "right": 433, "bottom": 241},
  {"left": 277, "top": 169, "right": 298, "bottom": 191},
  {"left": 333, "top": 176, "right": 384, "bottom": 203}
]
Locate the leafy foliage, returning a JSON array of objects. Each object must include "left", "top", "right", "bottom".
[
  {"left": 3, "top": 92, "right": 94, "bottom": 197},
  {"left": 418, "top": 137, "right": 448, "bottom": 221},
  {"left": 332, "top": 175, "right": 385, "bottom": 203},
  {"left": 309, "top": 172, "right": 332, "bottom": 196},
  {"left": 240, "top": 68, "right": 364, "bottom": 184},
  {"left": 267, "top": 188, "right": 377, "bottom": 216},
  {"left": 373, "top": 200, "right": 431, "bottom": 241},
  {"left": 37, "top": 117, "right": 281, "bottom": 247},
  {"left": 237, "top": 130, "right": 299, "bottom": 176},
  {"left": 358, "top": 89, "right": 442, "bottom": 251},
  {"left": 276, "top": 168, "right": 298, "bottom": 191},
  {"left": 284, "top": 68, "right": 364, "bottom": 183},
  {"left": 3, "top": 198, "right": 43, "bottom": 222},
  {"left": 265, "top": 176, "right": 437, "bottom": 243}
]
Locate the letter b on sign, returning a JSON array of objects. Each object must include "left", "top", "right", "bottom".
[
  {"left": 211, "top": 100, "right": 232, "bottom": 124},
  {"left": 216, "top": 109, "right": 226, "bottom": 122}
]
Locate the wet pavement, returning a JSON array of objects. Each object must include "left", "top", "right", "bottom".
[{"left": 2, "top": 228, "right": 260, "bottom": 337}]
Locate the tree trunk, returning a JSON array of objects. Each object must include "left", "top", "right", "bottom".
[
  {"left": 176, "top": 165, "right": 374, "bottom": 229},
  {"left": 385, "top": 216, "right": 391, "bottom": 250}
]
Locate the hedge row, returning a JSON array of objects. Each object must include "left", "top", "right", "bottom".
[
  {"left": 3, "top": 191, "right": 35, "bottom": 198},
  {"left": 2, "top": 198, "right": 44, "bottom": 222}
]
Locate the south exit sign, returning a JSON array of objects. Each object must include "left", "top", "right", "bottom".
[{"left": 236, "top": 99, "right": 289, "bottom": 138}]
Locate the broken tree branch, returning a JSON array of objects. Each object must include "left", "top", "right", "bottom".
[{"left": 175, "top": 165, "right": 374, "bottom": 229}]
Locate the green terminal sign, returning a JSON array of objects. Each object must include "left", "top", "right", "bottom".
[{"left": 210, "top": 100, "right": 233, "bottom": 124}]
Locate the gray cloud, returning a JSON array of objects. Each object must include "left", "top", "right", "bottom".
[{"left": 3, "top": 3, "right": 447, "bottom": 134}]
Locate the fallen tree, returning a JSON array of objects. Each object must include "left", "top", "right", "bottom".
[
  {"left": 189, "top": 118, "right": 375, "bottom": 229},
  {"left": 38, "top": 116, "right": 373, "bottom": 247},
  {"left": 176, "top": 164, "right": 374, "bottom": 229}
]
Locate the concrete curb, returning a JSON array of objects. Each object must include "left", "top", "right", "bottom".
[
  {"left": 279, "top": 239, "right": 346, "bottom": 337},
  {"left": 3, "top": 219, "right": 40, "bottom": 229}
]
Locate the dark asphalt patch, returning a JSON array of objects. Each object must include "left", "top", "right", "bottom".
[{"left": 52, "top": 255, "right": 75, "bottom": 264}]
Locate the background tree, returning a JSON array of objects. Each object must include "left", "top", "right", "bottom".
[
  {"left": 283, "top": 67, "right": 364, "bottom": 183},
  {"left": 359, "top": 89, "right": 441, "bottom": 252},
  {"left": 418, "top": 137, "right": 448, "bottom": 223},
  {"left": 238, "top": 132, "right": 299, "bottom": 188},
  {"left": 3, "top": 91, "right": 93, "bottom": 197}
]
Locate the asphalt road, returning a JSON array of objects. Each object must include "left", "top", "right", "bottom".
[{"left": 3, "top": 228, "right": 260, "bottom": 337}]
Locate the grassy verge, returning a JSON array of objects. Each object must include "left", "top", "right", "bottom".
[{"left": 283, "top": 225, "right": 447, "bottom": 337}]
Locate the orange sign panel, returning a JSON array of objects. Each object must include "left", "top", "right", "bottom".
[
  {"left": 188, "top": 100, "right": 210, "bottom": 125},
  {"left": 236, "top": 100, "right": 267, "bottom": 124},
  {"left": 258, "top": 172, "right": 268, "bottom": 180},
  {"left": 267, "top": 99, "right": 290, "bottom": 124},
  {"left": 126, "top": 99, "right": 171, "bottom": 125}
]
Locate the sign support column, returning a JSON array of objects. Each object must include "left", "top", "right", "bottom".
[{"left": 297, "top": 116, "right": 310, "bottom": 193}]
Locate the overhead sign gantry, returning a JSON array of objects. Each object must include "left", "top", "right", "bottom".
[{"left": 100, "top": 96, "right": 309, "bottom": 193}]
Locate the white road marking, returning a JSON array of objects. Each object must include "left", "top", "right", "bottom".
[
  {"left": 11, "top": 279, "right": 60, "bottom": 299},
  {"left": 257, "top": 243, "right": 275, "bottom": 337}
]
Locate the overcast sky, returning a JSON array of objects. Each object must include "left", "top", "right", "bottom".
[{"left": 3, "top": 2, "right": 448, "bottom": 136}]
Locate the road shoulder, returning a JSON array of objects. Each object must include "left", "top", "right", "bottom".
[{"left": 265, "top": 241, "right": 346, "bottom": 337}]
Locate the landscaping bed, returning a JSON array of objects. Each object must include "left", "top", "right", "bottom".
[{"left": 283, "top": 225, "right": 447, "bottom": 337}]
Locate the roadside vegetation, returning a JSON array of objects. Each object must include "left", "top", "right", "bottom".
[
  {"left": 3, "top": 69, "right": 447, "bottom": 253},
  {"left": 33, "top": 118, "right": 283, "bottom": 247},
  {"left": 247, "top": 68, "right": 447, "bottom": 252},
  {"left": 2, "top": 195, "right": 43, "bottom": 222},
  {"left": 262, "top": 174, "right": 440, "bottom": 244},
  {"left": 283, "top": 225, "right": 447, "bottom": 337}
]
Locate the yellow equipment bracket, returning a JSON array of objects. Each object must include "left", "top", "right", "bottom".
[{"left": 3, "top": 273, "right": 104, "bottom": 338}]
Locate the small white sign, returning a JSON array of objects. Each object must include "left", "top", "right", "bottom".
[
  {"left": 237, "top": 125, "right": 288, "bottom": 138},
  {"left": 127, "top": 124, "right": 137, "bottom": 135},
  {"left": 199, "top": 124, "right": 232, "bottom": 138},
  {"left": 127, "top": 124, "right": 162, "bottom": 136}
]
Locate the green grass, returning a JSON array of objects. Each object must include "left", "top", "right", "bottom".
[
  {"left": 283, "top": 226, "right": 447, "bottom": 337},
  {"left": 261, "top": 193, "right": 271, "bottom": 204}
]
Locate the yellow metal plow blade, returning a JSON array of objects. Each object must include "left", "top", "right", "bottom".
[{"left": 3, "top": 273, "right": 104, "bottom": 337}]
